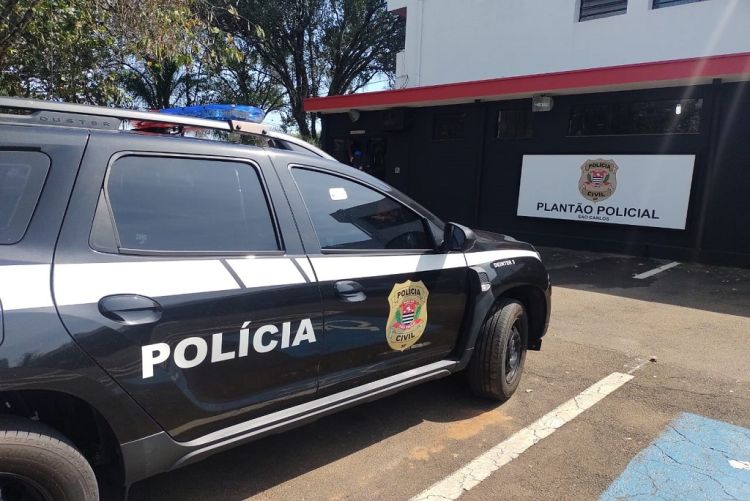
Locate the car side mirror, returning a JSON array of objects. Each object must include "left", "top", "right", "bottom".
[{"left": 442, "top": 222, "right": 476, "bottom": 252}]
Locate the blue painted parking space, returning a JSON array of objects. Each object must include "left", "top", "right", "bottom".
[{"left": 601, "top": 413, "right": 750, "bottom": 500}]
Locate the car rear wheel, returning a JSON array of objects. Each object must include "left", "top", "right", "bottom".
[
  {"left": 0, "top": 417, "right": 99, "bottom": 501},
  {"left": 467, "top": 298, "right": 528, "bottom": 401}
]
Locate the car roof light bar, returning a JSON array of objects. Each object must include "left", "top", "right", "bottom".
[
  {"left": 0, "top": 97, "right": 232, "bottom": 131},
  {"left": 0, "top": 97, "right": 335, "bottom": 161},
  {"left": 158, "top": 104, "right": 265, "bottom": 124}
]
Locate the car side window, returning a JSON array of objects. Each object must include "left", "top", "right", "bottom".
[
  {"left": 104, "top": 155, "right": 279, "bottom": 253},
  {"left": 291, "top": 167, "right": 433, "bottom": 251},
  {"left": 0, "top": 151, "right": 50, "bottom": 245}
]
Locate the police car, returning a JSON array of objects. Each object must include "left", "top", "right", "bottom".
[{"left": 0, "top": 98, "right": 550, "bottom": 500}]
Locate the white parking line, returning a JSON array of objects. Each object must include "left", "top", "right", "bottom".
[
  {"left": 410, "top": 372, "right": 635, "bottom": 501},
  {"left": 633, "top": 261, "right": 680, "bottom": 280},
  {"left": 729, "top": 459, "right": 750, "bottom": 471}
]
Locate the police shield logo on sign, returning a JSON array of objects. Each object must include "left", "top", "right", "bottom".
[
  {"left": 579, "top": 159, "right": 618, "bottom": 202},
  {"left": 386, "top": 280, "right": 429, "bottom": 351}
]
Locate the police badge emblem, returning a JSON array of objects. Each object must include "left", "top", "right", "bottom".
[
  {"left": 386, "top": 280, "right": 429, "bottom": 351},
  {"left": 579, "top": 159, "right": 618, "bottom": 202}
]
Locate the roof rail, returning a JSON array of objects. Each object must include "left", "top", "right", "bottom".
[{"left": 0, "top": 97, "right": 334, "bottom": 161}]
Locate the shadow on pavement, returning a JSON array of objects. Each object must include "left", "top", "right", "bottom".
[
  {"left": 541, "top": 247, "right": 750, "bottom": 318},
  {"left": 127, "top": 375, "right": 497, "bottom": 501}
]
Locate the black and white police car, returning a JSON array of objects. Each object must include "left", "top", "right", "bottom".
[{"left": 0, "top": 98, "right": 550, "bottom": 500}]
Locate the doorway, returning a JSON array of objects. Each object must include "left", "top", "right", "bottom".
[{"left": 331, "top": 135, "right": 388, "bottom": 181}]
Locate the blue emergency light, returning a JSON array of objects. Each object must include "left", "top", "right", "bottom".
[{"left": 157, "top": 104, "right": 265, "bottom": 123}]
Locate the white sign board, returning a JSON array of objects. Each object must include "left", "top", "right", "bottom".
[{"left": 516, "top": 155, "right": 695, "bottom": 229}]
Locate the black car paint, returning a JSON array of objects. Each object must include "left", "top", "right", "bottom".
[
  {"left": 455, "top": 231, "right": 552, "bottom": 367},
  {"left": 0, "top": 122, "right": 550, "bottom": 486},
  {"left": 314, "top": 264, "right": 469, "bottom": 396},
  {"left": 0, "top": 126, "right": 164, "bottom": 444},
  {"left": 52, "top": 133, "right": 328, "bottom": 442},
  {"left": 273, "top": 156, "right": 472, "bottom": 395}
]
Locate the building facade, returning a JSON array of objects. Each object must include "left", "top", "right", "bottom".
[{"left": 305, "top": 0, "right": 750, "bottom": 267}]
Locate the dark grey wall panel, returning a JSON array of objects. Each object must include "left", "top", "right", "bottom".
[
  {"left": 697, "top": 81, "right": 750, "bottom": 266},
  {"left": 320, "top": 82, "right": 750, "bottom": 267}
]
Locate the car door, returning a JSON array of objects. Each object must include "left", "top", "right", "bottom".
[
  {"left": 279, "top": 163, "right": 470, "bottom": 394},
  {"left": 53, "top": 133, "right": 323, "bottom": 442}
]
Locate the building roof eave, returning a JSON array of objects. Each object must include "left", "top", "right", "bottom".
[{"left": 304, "top": 52, "right": 750, "bottom": 114}]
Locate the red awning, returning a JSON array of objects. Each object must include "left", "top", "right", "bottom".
[{"left": 305, "top": 52, "right": 750, "bottom": 113}]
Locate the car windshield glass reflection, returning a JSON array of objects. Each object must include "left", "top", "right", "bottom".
[{"left": 292, "top": 168, "right": 433, "bottom": 250}]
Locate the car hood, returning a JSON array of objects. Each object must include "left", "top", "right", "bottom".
[{"left": 469, "top": 229, "right": 537, "bottom": 254}]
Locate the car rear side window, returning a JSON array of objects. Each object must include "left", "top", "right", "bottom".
[
  {"left": 105, "top": 155, "right": 279, "bottom": 253},
  {"left": 0, "top": 151, "right": 50, "bottom": 244},
  {"left": 291, "top": 167, "right": 433, "bottom": 251}
]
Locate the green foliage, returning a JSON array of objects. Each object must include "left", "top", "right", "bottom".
[
  {"left": 321, "top": 0, "right": 404, "bottom": 95},
  {"left": 202, "top": 30, "right": 285, "bottom": 111},
  {"left": 206, "top": 0, "right": 403, "bottom": 137},
  {"left": 0, "top": 0, "right": 121, "bottom": 103},
  {"left": 121, "top": 58, "right": 186, "bottom": 109},
  {"left": 0, "top": 0, "right": 39, "bottom": 65},
  {"left": 101, "top": 0, "right": 204, "bottom": 61},
  {"left": 0, "top": 0, "right": 401, "bottom": 124},
  {"left": 0, "top": 0, "right": 205, "bottom": 104}
]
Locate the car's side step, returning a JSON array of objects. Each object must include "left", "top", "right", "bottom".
[{"left": 120, "top": 359, "right": 458, "bottom": 483}]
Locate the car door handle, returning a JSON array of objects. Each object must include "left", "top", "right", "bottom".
[
  {"left": 334, "top": 280, "right": 366, "bottom": 303},
  {"left": 98, "top": 294, "right": 163, "bottom": 325}
]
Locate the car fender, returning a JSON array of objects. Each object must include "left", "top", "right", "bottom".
[{"left": 454, "top": 253, "right": 550, "bottom": 370}]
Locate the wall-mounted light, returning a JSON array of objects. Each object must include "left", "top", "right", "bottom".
[
  {"left": 348, "top": 109, "right": 361, "bottom": 122},
  {"left": 532, "top": 95, "right": 554, "bottom": 113},
  {"left": 675, "top": 104, "right": 682, "bottom": 115}
]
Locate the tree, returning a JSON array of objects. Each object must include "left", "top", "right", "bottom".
[
  {"left": 0, "top": 0, "right": 41, "bottom": 68},
  {"left": 98, "top": 0, "right": 203, "bottom": 61},
  {"left": 322, "top": 0, "right": 402, "bottom": 97},
  {"left": 0, "top": 0, "right": 203, "bottom": 104},
  {"left": 212, "top": 52, "right": 284, "bottom": 112},
  {"left": 0, "top": 0, "right": 120, "bottom": 102},
  {"left": 207, "top": 0, "right": 404, "bottom": 138},
  {"left": 202, "top": 31, "right": 285, "bottom": 113},
  {"left": 121, "top": 58, "right": 187, "bottom": 109}
]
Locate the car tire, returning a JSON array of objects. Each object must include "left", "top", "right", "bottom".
[
  {"left": 468, "top": 298, "right": 528, "bottom": 401},
  {"left": 0, "top": 416, "right": 99, "bottom": 501}
]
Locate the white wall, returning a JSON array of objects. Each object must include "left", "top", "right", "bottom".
[{"left": 388, "top": 0, "right": 750, "bottom": 87}]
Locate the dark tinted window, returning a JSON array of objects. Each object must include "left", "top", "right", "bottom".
[
  {"left": 497, "top": 109, "right": 533, "bottom": 139},
  {"left": 653, "top": 0, "right": 705, "bottom": 8},
  {"left": 569, "top": 98, "right": 702, "bottom": 136},
  {"left": 107, "top": 156, "right": 278, "bottom": 253},
  {"left": 274, "top": 139, "right": 320, "bottom": 157},
  {"left": 433, "top": 113, "right": 465, "bottom": 141},
  {"left": 580, "top": 0, "right": 628, "bottom": 21},
  {"left": 292, "top": 168, "right": 433, "bottom": 251},
  {"left": 0, "top": 151, "right": 50, "bottom": 244}
]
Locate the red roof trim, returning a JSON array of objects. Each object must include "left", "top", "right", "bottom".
[{"left": 305, "top": 52, "right": 750, "bottom": 112}]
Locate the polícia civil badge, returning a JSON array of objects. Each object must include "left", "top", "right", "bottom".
[{"left": 386, "top": 280, "right": 429, "bottom": 351}]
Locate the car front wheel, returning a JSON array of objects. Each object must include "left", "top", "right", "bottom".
[{"left": 467, "top": 298, "right": 528, "bottom": 401}]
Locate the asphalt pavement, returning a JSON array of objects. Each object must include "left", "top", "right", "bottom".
[{"left": 129, "top": 248, "right": 750, "bottom": 501}]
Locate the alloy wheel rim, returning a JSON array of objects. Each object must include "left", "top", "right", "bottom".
[{"left": 505, "top": 323, "right": 522, "bottom": 384}]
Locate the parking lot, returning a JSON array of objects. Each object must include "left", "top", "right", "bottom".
[{"left": 129, "top": 248, "right": 750, "bottom": 501}]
